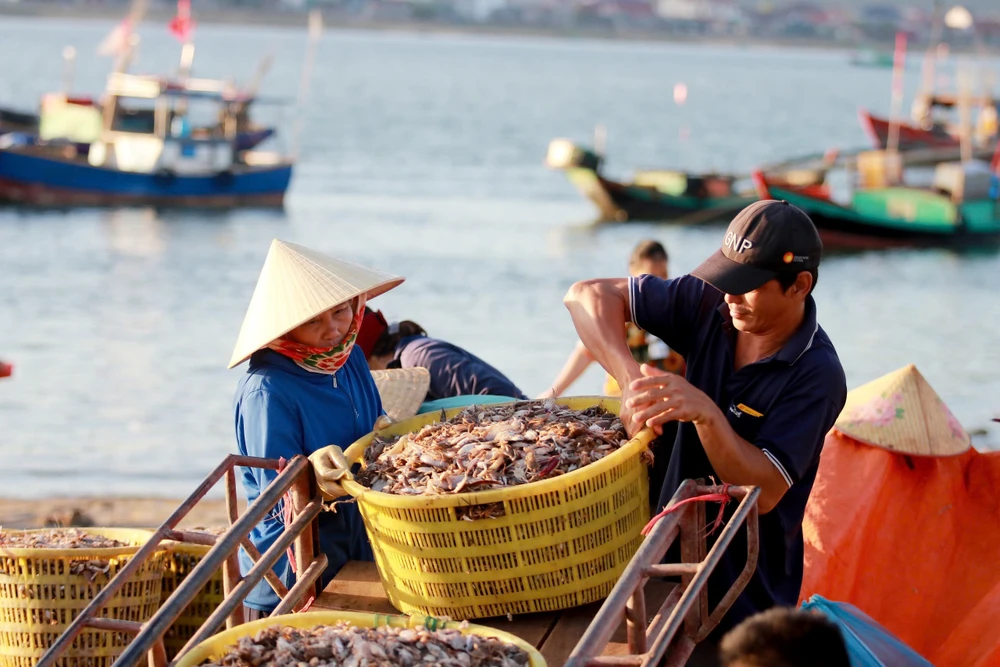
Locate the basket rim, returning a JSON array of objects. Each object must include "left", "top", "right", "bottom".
[
  {"left": 340, "top": 396, "right": 654, "bottom": 508},
  {"left": 0, "top": 527, "right": 157, "bottom": 558},
  {"left": 172, "top": 610, "right": 546, "bottom": 667}
]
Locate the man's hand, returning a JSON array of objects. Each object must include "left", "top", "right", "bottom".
[
  {"left": 626, "top": 364, "right": 722, "bottom": 435},
  {"left": 616, "top": 367, "right": 647, "bottom": 438}
]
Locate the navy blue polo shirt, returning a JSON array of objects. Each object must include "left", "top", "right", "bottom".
[
  {"left": 390, "top": 335, "right": 528, "bottom": 401},
  {"left": 629, "top": 274, "right": 846, "bottom": 636}
]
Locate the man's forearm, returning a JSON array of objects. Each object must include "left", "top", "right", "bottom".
[
  {"left": 694, "top": 406, "right": 789, "bottom": 513},
  {"left": 564, "top": 279, "right": 641, "bottom": 386}
]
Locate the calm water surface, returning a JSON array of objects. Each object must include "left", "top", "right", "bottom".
[{"left": 1, "top": 19, "right": 997, "bottom": 497}]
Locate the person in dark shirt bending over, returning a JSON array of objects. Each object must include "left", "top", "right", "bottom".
[
  {"left": 357, "top": 308, "right": 528, "bottom": 402},
  {"left": 563, "top": 200, "right": 847, "bottom": 666}
]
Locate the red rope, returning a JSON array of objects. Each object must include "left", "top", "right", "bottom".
[
  {"left": 276, "top": 457, "right": 316, "bottom": 613},
  {"left": 641, "top": 484, "right": 732, "bottom": 537}
]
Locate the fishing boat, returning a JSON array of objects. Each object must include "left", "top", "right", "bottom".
[
  {"left": 858, "top": 95, "right": 999, "bottom": 153},
  {"left": 0, "top": 106, "right": 38, "bottom": 135},
  {"left": 752, "top": 148, "right": 1000, "bottom": 250},
  {"left": 544, "top": 138, "right": 833, "bottom": 224},
  {"left": 1, "top": 92, "right": 275, "bottom": 152},
  {"left": 849, "top": 49, "right": 895, "bottom": 68},
  {"left": 0, "top": 73, "right": 292, "bottom": 208}
]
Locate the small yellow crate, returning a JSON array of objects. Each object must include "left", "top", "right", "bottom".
[
  {"left": 0, "top": 527, "right": 167, "bottom": 667},
  {"left": 160, "top": 541, "right": 225, "bottom": 661},
  {"left": 173, "top": 610, "right": 546, "bottom": 667},
  {"left": 340, "top": 397, "right": 653, "bottom": 620}
]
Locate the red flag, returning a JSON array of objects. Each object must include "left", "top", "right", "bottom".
[{"left": 169, "top": 0, "right": 195, "bottom": 43}]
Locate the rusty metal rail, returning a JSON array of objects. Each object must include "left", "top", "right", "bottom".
[
  {"left": 36, "top": 453, "right": 326, "bottom": 667},
  {"left": 566, "top": 481, "right": 760, "bottom": 667}
]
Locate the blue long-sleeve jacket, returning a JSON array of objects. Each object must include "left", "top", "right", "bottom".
[{"left": 233, "top": 347, "right": 379, "bottom": 612}]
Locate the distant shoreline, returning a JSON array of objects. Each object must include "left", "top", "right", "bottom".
[{"left": 2, "top": 6, "right": 996, "bottom": 56}]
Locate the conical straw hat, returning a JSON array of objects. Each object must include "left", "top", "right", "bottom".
[
  {"left": 229, "top": 240, "right": 404, "bottom": 368},
  {"left": 834, "top": 364, "right": 970, "bottom": 457},
  {"left": 371, "top": 368, "right": 430, "bottom": 422}
]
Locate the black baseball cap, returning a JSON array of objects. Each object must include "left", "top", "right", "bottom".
[{"left": 691, "top": 199, "right": 822, "bottom": 295}]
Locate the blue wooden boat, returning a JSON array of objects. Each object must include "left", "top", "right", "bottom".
[{"left": 0, "top": 74, "right": 292, "bottom": 208}]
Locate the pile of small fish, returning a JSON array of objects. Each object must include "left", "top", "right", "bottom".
[
  {"left": 0, "top": 529, "right": 128, "bottom": 582},
  {"left": 357, "top": 400, "right": 639, "bottom": 518},
  {"left": 199, "top": 622, "right": 530, "bottom": 667}
]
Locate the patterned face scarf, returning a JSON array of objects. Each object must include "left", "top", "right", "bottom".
[{"left": 266, "top": 295, "right": 367, "bottom": 374}]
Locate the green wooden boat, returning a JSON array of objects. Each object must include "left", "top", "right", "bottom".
[
  {"left": 753, "top": 159, "right": 1000, "bottom": 250},
  {"left": 545, "top": 138, "right": 830, "bottom": 224}
]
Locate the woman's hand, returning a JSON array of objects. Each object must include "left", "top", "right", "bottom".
[
  {"left": 626, "top": 364, "right": 719, "bottom": 435},
  {"left": 309, "top": 446, "right": 353, "bottom": 500}
]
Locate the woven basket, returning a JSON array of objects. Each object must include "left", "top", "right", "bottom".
[
  {"left": 160, "top": 541, "right": 225, "bottom": 660},
  {"left": 0, "top": 528, "right": 167, "bottom": 667},
  {"left": 340, "top": 397, "right": 653, "bottom": 619},
  {"left": 173, "top": 610, "right": 546, "bottom": 667}
]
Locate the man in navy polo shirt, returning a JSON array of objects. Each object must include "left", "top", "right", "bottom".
[{"left": 564, "top": 200, "right": 847, "bottom": 664}]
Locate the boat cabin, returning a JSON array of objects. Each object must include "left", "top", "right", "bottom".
[
  {"left": 82, "top": 73, "right": 277, "bottom": 175},
  {"left": 910, "top": 91, "right": 1000, "bottom": 143}
]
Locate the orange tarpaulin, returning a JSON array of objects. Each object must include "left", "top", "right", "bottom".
[{"left": 801, "top": 431, "right": 1000, "bottom": 667}]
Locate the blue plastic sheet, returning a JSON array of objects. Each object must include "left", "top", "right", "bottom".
[
  {"left": 417, "top": 395, "right": 518, "bottom": 414},
  {"left": 800, "top": 595, "right": 935, "bottom": 667}
]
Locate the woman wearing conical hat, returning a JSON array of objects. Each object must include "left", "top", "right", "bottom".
[{"left": 229, "top": 239, "right": 404, "bottom": 619}]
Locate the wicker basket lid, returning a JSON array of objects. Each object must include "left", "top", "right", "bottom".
[
  {"left": 371, "top": 368, "right": 430, "bottom": 422},
  {"left": 834, "top": 364, "right": 970, "bottom": 457}
]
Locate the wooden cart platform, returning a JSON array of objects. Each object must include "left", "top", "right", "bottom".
[{"left": 313, "top": 561, "right": 679, "bottom": 666}]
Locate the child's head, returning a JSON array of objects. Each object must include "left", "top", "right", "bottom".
[
  {"left": 628, "top": 240, "right": 668, "bottom": 279},
  {"left": 719, "top": 607, "right": 851, "bottom": 667}
]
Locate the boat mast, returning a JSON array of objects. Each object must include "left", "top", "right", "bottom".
[
  {"left": 102, "top": 0, "right": 149, "bottom": 134},
  {"left": 290, "top": 9, "right": 324, "bottom": 160},
  {"left": 919, "top": 0, "right": 944, "bottom": 102}
]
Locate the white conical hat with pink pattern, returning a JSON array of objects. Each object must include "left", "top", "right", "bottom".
[{"left": 834, "top": 364, "right": 970, "bottom": 457}]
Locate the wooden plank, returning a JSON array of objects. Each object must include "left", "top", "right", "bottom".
[
  {"left": 314, "top": 562, "right": 558, "bottom": 648},
  {"left": 541, "top": 579, "right": 679, "bottom": 664},
  {"left": 540, "top": 600, "right": 605, "bottom": 665},
  {"left": 322, "top": 561, "right": 388, "bottom": 599},
  {"left": 311, "top": 591, "right": 399, "bottom": 615},
  {"left": 476, "top": 613, "right": 560, "bottom": 648}
]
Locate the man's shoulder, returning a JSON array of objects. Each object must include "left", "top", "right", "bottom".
[
  {"left": 794, "top": 324, "right": 847, "bottom": 401},
  {"left": 630, "top": 274, "right": 722, "bottom": 325}
]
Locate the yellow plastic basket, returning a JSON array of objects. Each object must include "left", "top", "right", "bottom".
[
  {"left": 173, "top": 610, "right": 546, "bottom": 667},
  {"left": 340, "top": 397, "right": 654, "bottom": 619},
  {"left": 0, "top": 527, "right": 167, "bottom": 667},
  {"left": 160, "top": 541, "right": 225, "bottom": 660}
]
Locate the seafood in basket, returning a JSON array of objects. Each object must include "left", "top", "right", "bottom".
[
  {"left": 0, "top": 528, "right": 127, "bottom": 582},
  {"left": 356, "top": 400, "right": 645, "bottom": 510},
  {"left": 197, "top": 621, "right": 531, "bottom": 667}
]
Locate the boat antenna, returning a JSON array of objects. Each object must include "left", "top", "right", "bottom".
[
  {"left": 594, "top": 124, "right": 607, "bottom": 160},
  {"left": 62, "top": 46, "right": 76, "bottom": 95},
  {"left": 919, "top": 0, "right": 944, "bottom": 99},
  {"left": 957, "top": 66, "right": 973, "bottom": 164},
  {"left": 886, "top": 31, "right": 908, "bottom": 158},
  {"left": 246, "top": 53, "right": 275, "bottom": 98},
  {"left": 114, "top": 0, "right": 149, "bottom": 77},
  {"left": 290, "top": 9, "right": 323, "bottom": 160}
]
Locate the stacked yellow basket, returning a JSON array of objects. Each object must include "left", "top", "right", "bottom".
[
  {"left": 160, "top": 540, "right": 226, "bottom": 660},
  {"left": 0, "top": 528, "right": 167, "bottom": 667},
  {"left": 339, "top": 397, "right": 654, "bottom": 620}
]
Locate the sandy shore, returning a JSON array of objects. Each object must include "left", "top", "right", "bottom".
[{"left": 0, "top": 496, "right": 240, "bottom": 530}]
